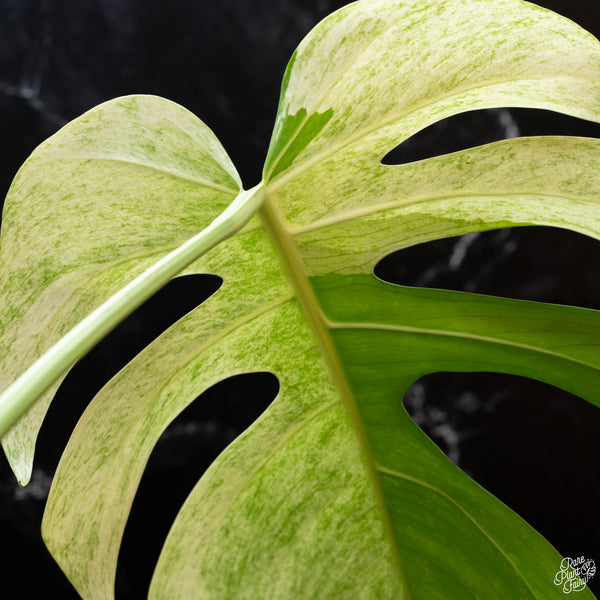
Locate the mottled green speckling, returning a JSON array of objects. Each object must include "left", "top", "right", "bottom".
[
  {"left": 3, "top": 1, "right": 600, "bottom": 599},
  {"left": 0, "top": 95, "right": 242, "bottom": 484}
]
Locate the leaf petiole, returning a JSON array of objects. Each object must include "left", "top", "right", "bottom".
[{"left": 0, "top": 182, "right": 265, "bottom": 438}]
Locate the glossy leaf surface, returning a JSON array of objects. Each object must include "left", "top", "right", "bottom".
[{"left": 1, "top": 0, "right": 600, "bottom": 598}]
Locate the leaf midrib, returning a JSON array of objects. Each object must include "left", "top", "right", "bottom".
[
  {"left": 258, "top": 188, "right": 596, "bottom": 597},
  {"left": 258, "top": 191, "right": 411, "bottom": 596}
]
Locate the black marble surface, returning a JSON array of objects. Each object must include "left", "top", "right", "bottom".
[{"left": 1, "top": 1, "right": 600, "bottom": 598}]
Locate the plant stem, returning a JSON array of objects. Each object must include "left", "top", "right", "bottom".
[{"left": 0, "top": 182, "right": 265, "bottom": 439}]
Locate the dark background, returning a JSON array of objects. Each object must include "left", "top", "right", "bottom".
[{"left": 1, "top": 1, "right": 600, "bottom": 598}]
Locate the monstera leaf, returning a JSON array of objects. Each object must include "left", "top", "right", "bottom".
[{"left": 2, "top": 0, "right": 600, "bottom": 597}]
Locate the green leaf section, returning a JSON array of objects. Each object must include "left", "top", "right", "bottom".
[
  {"left": 318, "top": 275, "right": 600, "bottom": 406},
  {"left": 0, "top": 94, "right": 242, "bottom": 484},
  {"left": 2, "top": 0, "right": 600, "bottom": 598},
  {"left": 263, "top": 108, "right": 335, "bottom": 181},
  {"left": 312, "top": 275, "right": 600, "bottom": 406},
  {"left": 317, "top": 275, "right": 600, "bottom": 598}
]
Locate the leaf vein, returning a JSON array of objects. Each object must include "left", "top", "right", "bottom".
[
  {"left": 291, "top": 189, "right": 598, "bottom": 235},
  {"left": 34, "top": 155, "right": 240, "bottom": 195},
  {"left": 375, "top": 463, "right": 538, "bottom": 599},
  {"left": 327, "top": 320, "right": 599, "bottom": 372}
]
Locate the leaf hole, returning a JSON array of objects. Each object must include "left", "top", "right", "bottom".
[
  {"left": 1, "top": 273, "right": 222, "bottom": 599},
  {"left": 115, "top": 371, "right": 279, "bottom": 600},
  {"left": 381, "top": 108, "right": 600, "bottom": 165},
  {"left": 36, "top": 274, "right": 223, "bottom": 476},
  {"left": 374, "top": 226, "right": 600, "bottom": 309},
  {"left": 403, "top": 371, "right": 600, "bottom": 583}
]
